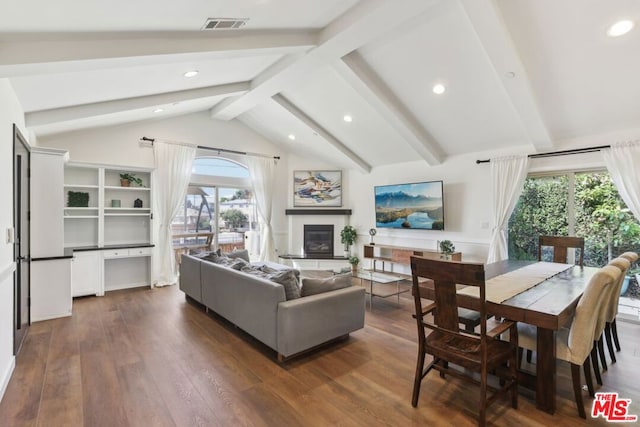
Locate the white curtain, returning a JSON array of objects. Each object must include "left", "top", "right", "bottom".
[
  {"left": 602, "top": 141, "right": 640, "bottom": 221},
  {"left": 246, "top": 156, "right": 277, "bottom": 262},
  {"left": 152, "top": 141, "right": 196, "bottom": 286},
  {"left": 487, "top": 155, "right": 530, "bottom": 263}
]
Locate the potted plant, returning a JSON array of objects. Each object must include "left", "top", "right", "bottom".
[
  {"left": 340, "top": 225, "right": 357, "bottom": 256},
  {"left": 349, "top": 255, "right": 360, "bottom": 275},
  {"left": 119, "top": 173, "right": 144, "bottom": 187},
  {"left": 439, "top": 240, "right": 455, "bottom": 260}
]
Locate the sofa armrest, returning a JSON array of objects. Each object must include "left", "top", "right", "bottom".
[
  {"left": 179, "top": 254, "right": 202, "bottom": 302},
  {"left": 276, "top": 286, "right": 365, "bottom": 358}
]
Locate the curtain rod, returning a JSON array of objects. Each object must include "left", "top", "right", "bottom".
[
  {"left": 475, "top": 144, "right": 611, "bottom": 164},
  {"left": 140, "top": 136, "right": 280, "bottom": 160}
]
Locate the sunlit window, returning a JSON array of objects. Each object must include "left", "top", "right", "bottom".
[{"left": 172, "top": 157, "right": 258, "bottom": 261}]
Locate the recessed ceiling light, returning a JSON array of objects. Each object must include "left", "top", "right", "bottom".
[
  {"left": 183, "top": 70, "right": 199, "bottom": 78},
  {"left": 343, "top": 115, "right": 353, "bottom": 123},
  {"left": 432, "top": 84, "right": 446, "bottom": 95},
  {"left": 153, "top": 108, "right": 164, "bottom": 113},
  {"left": 607, "top": 20, "right": 634, "bottom": 37},
  {"left": 288, "top": 134, "right": 296, "bottom": 140}
]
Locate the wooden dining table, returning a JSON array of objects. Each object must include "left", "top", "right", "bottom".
[{"left": 417, "top": 259, "right": 598, "bottom": 414}]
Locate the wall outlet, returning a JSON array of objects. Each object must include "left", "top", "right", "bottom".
[{"left": 6, "top": 227, "right": 14, "bottom": 244}]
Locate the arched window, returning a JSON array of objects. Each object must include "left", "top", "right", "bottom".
[{"left": 172, "top": 157, "right": 257, "bottom": 260}]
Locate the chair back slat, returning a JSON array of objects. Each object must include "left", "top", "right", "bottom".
[
  {"left": 411, "top": 257, "right": 486, "bottom": 336},
  {"left": 538, "top": 235, "right": 584, "bottom": 266}
]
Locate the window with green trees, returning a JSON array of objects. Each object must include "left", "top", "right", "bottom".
[
  {"left": 509, "top": 171, "right": 640, "bottom": 266},
  {"left": 508, "top": 170, "right": 640, "bottom": 303}
]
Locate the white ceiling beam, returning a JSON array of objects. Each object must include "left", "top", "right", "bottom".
[
  {"left": 335, "top": 53, "right": 445, "bottom": 166},
  {"left": 0, "top": 31, "right": 316, "bottom": 75},
  {"left": 26, "top": 82, "right": 249, "bottom": 127},
  {"left": 272, "top": 94, "right": 371, "bottom": 174},
  {"left": 211, "top": 0, "right": 439, "bottom": 120},
  {"left": 459, "top": 0, "right": 553, "bottom": 151}
]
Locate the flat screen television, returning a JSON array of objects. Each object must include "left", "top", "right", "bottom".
[{"left": 374, "top": 181, "right": 444, "bottom": 230}]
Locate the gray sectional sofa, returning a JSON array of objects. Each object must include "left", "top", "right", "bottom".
[{"left": 179, "top": 253, "right": 365, "bottom": 360}]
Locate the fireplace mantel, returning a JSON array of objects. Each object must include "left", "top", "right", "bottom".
[{"left": 285, "top": 209, "right": 352, "bottom": 215}]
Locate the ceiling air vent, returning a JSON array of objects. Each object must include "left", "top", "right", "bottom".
[{"left": 202, "top": 18, "right": 248, "bottom": 30}]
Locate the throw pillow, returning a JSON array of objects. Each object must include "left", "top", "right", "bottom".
[
  {"left": 268, "top": 270, "right": 301, "bottom": 300},
  {"left": 229, "top": 258, "right": 248, "bottom": 270},
  {"left": 300, "top": 273, "right": 352, "bottom": 297},
  {"left": 225, "top": 248, "right": 250, "bottom": 262}
]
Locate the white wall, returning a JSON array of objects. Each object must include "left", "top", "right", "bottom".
[
  {"left": 0, "top": 79, "right": 26, "bottom": 401},
  {"left": 286, "top": 143, "right": 613, "bottom": 271},
  {"left": 38, "top": 111, "right": 290, "bottom": 251}
]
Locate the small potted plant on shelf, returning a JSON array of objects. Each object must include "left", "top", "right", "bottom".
[
  {"left": 340, "top": 225, "right": 357, "bottom": 257},
  {"left": 349, "top": 255, "right": 360, "bottom": 275},
  {"left": 119, "top": 173, "right": 144, "bottom": 187},
  {"left": 439, "top": 240, "right": 455, "bottom": 260}
]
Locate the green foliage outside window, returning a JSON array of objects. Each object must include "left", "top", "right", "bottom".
[
  {"left": 508, "top": 176, "right": 568, "bottom": 261},
  {"left": 575, "top": 173, "right": 640, "bottom": 265},
  {"left": 508, "top": 172, "right": 640, "bottom": 269},
  {"left": 221, "top": 209, "right": 248, "bottom": 229}
]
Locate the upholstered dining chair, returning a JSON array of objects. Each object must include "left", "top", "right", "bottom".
[
  {"left": 538, "top": 235, "right": 585, "bottom": 266},
  {"left": 590, "top": 262, "right": 623, "bottom": 384},
  {"left": 609, "top": 251, "right": 639, "bottom": 353},
  {"left": 603, "top": 257, "right": 631, "bottom": 365},
  {"left": 517, "top": 265, "right": 619, "bottom": 418},
  {"left": 410, "top": 257, "right": 518, "bottom": 427}
]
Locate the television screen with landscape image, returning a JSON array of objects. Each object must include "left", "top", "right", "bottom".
[{"left": 374, "top": 181, "right": 444, "bottom": 230}]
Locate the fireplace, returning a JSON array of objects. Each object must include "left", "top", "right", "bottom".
[{"left": 304, "top": 225, "right": 334, "bottom": 258}]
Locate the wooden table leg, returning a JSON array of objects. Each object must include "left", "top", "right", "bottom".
[{"left": 536, "top": 327, "right": 556, "bottom": 414}]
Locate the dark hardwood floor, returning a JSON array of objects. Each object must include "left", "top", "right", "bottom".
[{"left": 1, "top": 284, "right": 639, "bottom": 426}]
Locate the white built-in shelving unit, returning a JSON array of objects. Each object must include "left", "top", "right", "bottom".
[{"left": 64, "top": 163, "right": 154, "bottom": 296}]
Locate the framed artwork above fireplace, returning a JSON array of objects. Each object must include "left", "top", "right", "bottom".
[{"left": 293, "top": 170, "right": 342, "bottom": 207}]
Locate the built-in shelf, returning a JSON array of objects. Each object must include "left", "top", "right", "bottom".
[
  {"left": 104, "top": 185, "right": 151, "bottom": 191},
  {"left": 285, "top": 209, "right": 352, "bottom": 215},
  {"left": 104, "top": 213, "right": 151, "bottom": 217},
  {"left": 64, "top": 207, "right": 98, "bottom": 210},
  {"left": 104, "top": 208, "right": 151, "bottom": 211},
  {"left": 64, "top": 184, "right": 99, "bottom": 189},
  {"left": 64, "top": 215, "right": 99, "bottom": 219}
]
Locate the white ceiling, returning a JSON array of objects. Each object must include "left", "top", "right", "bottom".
[{"left": 2, "top": 0, "right": 639, "bottom": 171}]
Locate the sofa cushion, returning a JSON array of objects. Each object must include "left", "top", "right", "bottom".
[
  {"left": 300, "top": 273, "right": 352, "bottom": 297},
  {"left": 268, "top": 270, "right": 301, "bottom": 300}
]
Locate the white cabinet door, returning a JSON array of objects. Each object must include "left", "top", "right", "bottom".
[
  {"left": 72, "top": 251, "right": 103, "bottom": 297},
  {"left": 31, "top": 259, "right": 72, "bottom": 322}
]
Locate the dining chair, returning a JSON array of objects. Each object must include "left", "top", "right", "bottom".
[
  {"left": 517, "top": 265, "right": 619, "bottom": 418},
  {"left": 538, "top": 235, "right": 585, "bottom": 266},
  {"left": 603, "top": 257, "right": 631, "bottom": 364},
  {"left": 610, "top": 251, "right": 638, "bottom": 352},
  {"left": 590, "top": 263, "right": 622, "bottom": 384},
  {"left": 410, "top": 257, "right": 518, "bottom": 427}
]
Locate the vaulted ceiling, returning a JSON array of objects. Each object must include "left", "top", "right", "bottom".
[{"left": 2, "top": 0, "right": 639, "bottom": 171}]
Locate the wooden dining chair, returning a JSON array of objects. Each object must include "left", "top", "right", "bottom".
[
  {"left": 517, "top": 265, "right": 619, "bottom": 418},
  {"left": 538, "top": 235, "right": 585, "bottom": 266},
  {"left": 410, "top": 257, "right": 518, "bottom": 427}
]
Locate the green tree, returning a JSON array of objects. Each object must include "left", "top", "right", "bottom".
[
  {"left": 575, "top": 173, "right": 640, "bottom": 264},
  {"left": 232, "top": 189, "right": 252, "bottom": 200},
  {"left": 508, "top": 176, "right": 569, "bottom": 260},
  {"left": 221, "top": 209, "right": 248, "bottom": 229}
]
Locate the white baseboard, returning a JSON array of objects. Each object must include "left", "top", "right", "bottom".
[
  {"left": 0, "top": 356, "right": 16, "bottom": 402},
  {"left": 105, "top": 281, "right": 150, "bottom": 292}
]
